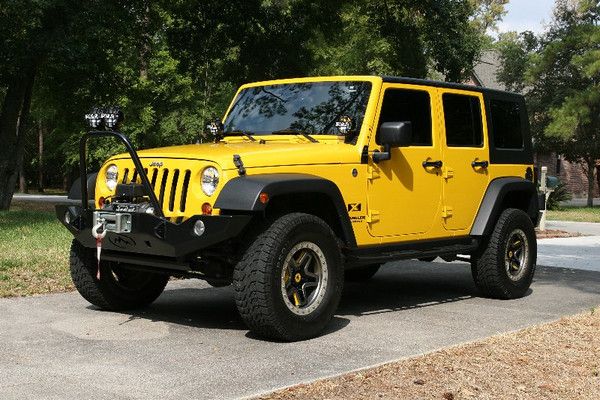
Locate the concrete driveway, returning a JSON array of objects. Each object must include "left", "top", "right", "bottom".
[{"left": 1, "top": 259, "right": 599, "bottom": 400}]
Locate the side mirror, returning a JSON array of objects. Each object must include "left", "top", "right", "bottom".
[{"left": 373, "top": 121, "right": 412, "bottom": 163}]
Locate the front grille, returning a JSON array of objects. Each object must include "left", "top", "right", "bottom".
[{"left": 122, "top": 167, "right": 192, "bottom": 217}]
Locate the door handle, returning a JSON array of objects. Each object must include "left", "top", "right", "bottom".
[
  {"left": 471, "top": 160, "right": 489, "bottom": 168},
  {"left": 422, "top": 160, "right": 443, "bottom": 169}
]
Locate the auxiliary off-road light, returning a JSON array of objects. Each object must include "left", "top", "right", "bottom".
[
  {"left": 84, "top": 107, "right": 103, "bottom": 129},
  {"left": 84, "top": 106, "right": 124, "bottom": 130},
  {"left": 193, "top": 220, "right": 206, "bottom": 236}
]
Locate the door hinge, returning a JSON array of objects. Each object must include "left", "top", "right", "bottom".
[
  {"left": 442, "top": 206, "right": 453, "bottom": 218},
  {"left": 366, "top": 209, "right": 380, "bottom": 223},
  {"left": 367, "top": 165, "right": 380, "bottom": 180},
  {"left": 443, "top": 167, "right": 454, "bottom": 179}
]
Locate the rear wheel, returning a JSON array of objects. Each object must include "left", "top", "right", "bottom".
[
  {"left": 471, "top": 208, "right": 536, "bottom": 299},
  {"left": 70, "top": 240, "right": 169, "bottom": 310},
  {"left": 233, "top": 213, "right": 343, "bottom": 341},
  {"left": 345, "top": 264, "right": 380, "bottom": 282}
]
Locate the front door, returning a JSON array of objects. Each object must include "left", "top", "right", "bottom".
[
  {"left": 438, "top": 89, "right": 490, "bottom": 232},
  {"left": 367, "top": 84, "right": 443, "bottom": 239}
]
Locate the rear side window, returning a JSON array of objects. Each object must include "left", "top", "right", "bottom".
[
  {"left": 377, "top": 89, "right": 432, "bottom": 146},
  {"left": 490, "top": 99, "right": 524, "bottom": 149},
  {"left": 442, "top": 93, "right": 483, "bottom": 147}
]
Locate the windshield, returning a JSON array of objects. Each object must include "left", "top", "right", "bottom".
[{"left": 223, "top": 81, "right": 372, "bottom": 136}]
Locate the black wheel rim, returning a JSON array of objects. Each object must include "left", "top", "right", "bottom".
[
  {"left": 280, "top": 241, "right": 329, "bottom": 316},
  {"left": 504, "top": 229, "right": 529, "bottom": 281}
]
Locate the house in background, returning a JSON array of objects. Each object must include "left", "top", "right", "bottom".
[{"left": 466, "top": 51, "right": 600, "bottom": 199}]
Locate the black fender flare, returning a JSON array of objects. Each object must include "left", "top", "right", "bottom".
[
  {"left": 470, "top": 177, "right": 538, "bottom": 236},
  {"left": 214, "top": 173, "right": 356, "bottom": 247},
  {"left": 68, "top": 172, "right": 97, "bottom": 201}
]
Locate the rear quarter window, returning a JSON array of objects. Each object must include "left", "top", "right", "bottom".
[
  {"left": 442, "top": 93, "right": 483, "bottom": 147},
  {"left": 490, "top": 99, "right": 524, "bottom": 149}
]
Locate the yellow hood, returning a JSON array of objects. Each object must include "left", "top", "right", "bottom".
[{"left": 117, "top": 137, "right": 360, "bottom": 170}]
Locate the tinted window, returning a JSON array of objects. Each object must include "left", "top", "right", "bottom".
[
  {"left": 377, "top": 89, "right": 432, "bottom": 145},
  {"left": 443, "top": 94, "right": 483, "bottom": 147},
  {"left": 224, "top": 81, "right": 371, "bottom": 135},
  {"left": 491, "top": 99, "right": 523, "bottom": 149}
]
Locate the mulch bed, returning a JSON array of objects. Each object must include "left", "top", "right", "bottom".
[
  {"left": 536, "top": 229, "right": 583, "bottom": 239},
  {"left": 260, "top": 309, "right": 600, "bottom": 400}
]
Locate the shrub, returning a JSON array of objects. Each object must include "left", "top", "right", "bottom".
[{"left": 546, "top": 182, "right": 572, "bottom": 210}]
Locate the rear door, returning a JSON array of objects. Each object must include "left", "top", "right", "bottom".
[{"left": 438, "top": 89, "right": 490, "bottom": 233}]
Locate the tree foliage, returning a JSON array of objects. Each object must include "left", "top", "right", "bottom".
[
  {"left": 0, "top": 0, "right": 496, "bottom": 209},
  {"left": 530, "top": 0, "right": 600, "bottom": 206},
  {"left": 497, "top": 0, "right": 600, "bottom": 206}
]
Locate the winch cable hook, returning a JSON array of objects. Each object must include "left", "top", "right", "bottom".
[{"left": 92, "top": 222, "right": 107, "bottom": 280}]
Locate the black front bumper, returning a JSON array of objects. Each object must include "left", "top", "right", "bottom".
[{"left": 56, "top": 205, "right": 252, "bottom": 258}]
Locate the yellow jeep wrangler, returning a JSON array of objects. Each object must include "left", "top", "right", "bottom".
[{"left": 57, "top": 76, "right": 540, "bottom": 341}]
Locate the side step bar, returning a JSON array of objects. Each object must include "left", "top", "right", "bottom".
[{"left": 345, "top": 237, "right": 479, "bottom": 268}]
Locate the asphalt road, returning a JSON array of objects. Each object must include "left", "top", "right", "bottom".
[
  {"left": 1, "top": 260, "right": 599, "bottom": 400},
  {"left": 538, "top": 236, "right": 600, "bottom": 272}
]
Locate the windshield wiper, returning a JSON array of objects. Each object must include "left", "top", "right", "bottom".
[
  {"left": 224, "top": 130, "right": 257, "bottom": 142},
  {"left": 271, "top": 129, "right": 318, "bottom": 143}
]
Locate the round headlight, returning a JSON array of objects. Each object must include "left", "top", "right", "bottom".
[
  {"left": 105, "top": 164, "right": 119, "bottom": 191},
  {"left": 201, "top": 166, "right": 219, "bottom": 196}
]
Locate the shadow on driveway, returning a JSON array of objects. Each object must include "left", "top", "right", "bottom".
[{"left": 102, "top": 261, "right": 600, "bottom": 333}]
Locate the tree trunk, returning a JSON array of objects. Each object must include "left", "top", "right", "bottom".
[
  {"left": 586, "top": 158, "right": 595, "bottom": 207},
  {"left": 0, "top": 64, "right": 36, "bottom": 210},
  {"left": 138, "top": 1, "right": 151, "bottom": 80},
  {"left": 38, "top": 119, "right": 44, "bottom": 193},
  {"left": 19, "top": 162, "right": 27, "bottom": 194}
]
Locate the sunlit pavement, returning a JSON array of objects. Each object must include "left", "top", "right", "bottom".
[{"left": 538, "top": 235, "right": 600, "bottom": 272}]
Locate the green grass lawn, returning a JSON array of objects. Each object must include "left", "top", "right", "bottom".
[
  {"left": 546, "top": 207, "right": 600, "bottom": 223},
  {"left": 0, "top": 203, "right": 73, "bottom": 297}
]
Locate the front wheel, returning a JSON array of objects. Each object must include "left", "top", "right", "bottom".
[
  {"left": 471, "top": 208, "right": 537, "bottom": 299},
  {"left": 70, "top": 240, "right": 169, "bottom": 310},
  {"left": 233, "top": 213, "right": 343, "bottom": 341}
]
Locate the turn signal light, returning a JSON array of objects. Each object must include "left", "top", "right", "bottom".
[
  {"left": 202, "top": 202, "right": 213, "bottom": 215},
  {"left": 259, "top": 192, "right": 269, "bottom": 204}
]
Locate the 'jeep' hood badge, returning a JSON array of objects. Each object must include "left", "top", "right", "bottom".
[{"left": 149, "top": 161, "right": 163, "bottom": 168}]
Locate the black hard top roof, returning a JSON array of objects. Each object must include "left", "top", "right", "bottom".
[{"left": 381, "top": 76, "right": 523, "bottom": 99}]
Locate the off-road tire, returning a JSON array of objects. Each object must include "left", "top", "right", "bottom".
[
  {"left": 471, "top": 208, "right": 536, "bottom": 299},
  {"left": 345, "top": 264, "right": 380, "bottom": 282},
  {"left": 233, "top": 213, "right": 343, "bottom": 341},
  {"left": 70, "top": 240, "right": 169, "bottom": 310}
]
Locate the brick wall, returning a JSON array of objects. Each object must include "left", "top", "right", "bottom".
[{"left": 535, "top": 152, "right": 600, "bottom": 198}]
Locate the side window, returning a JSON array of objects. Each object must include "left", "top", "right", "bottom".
[
  {"left": 490, "top": 99, "right": 523, "bottom": 149},
  {"left": 442, "top": 93, "right": 483, "bottom": 147},
  {"left": 377, "top": 89, "right": 432, "bottom": 146}
]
